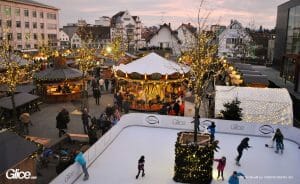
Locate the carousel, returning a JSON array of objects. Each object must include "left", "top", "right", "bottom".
[
  {"left": 34, "top": 56, "right": 83, "bottom": 102},
  {"left": 113, "top": 52, "right": 190, "bottom": 111}
]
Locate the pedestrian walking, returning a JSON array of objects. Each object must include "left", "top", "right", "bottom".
[
  {"left": 191, "top": 115, "right": 200, "bottom": 132},
  {"left": 117, "top": 92, "right": 123, "bottom": 112},
  {"left": 214, "top": 156, "right": 226, "bottom": 181},
  {"left": 136, "top": 155, "right": 145, "bottom": 179},
  {"left": 179, "top": 101, "right": 185, "bottom": 116},
  {"left": 123, "top": 99, "right": 130, "bottom": 114},
  {"left": 235, "top": 137, "right": 251, "bottom": 166},
  {"left": 273, "top": 128, "right": 284, "bottom": 154},
  {"left": 19, "top": 112, "right": 32, "bottom": 135},
  {"left": 81, "top": 108, "right": 90, "bottom": 134},
  {"left": 105, "top": 79, "right": 110, "bottom": 91},
  {"left": 207, "top": 121, "right": 216, "bottom": 141},
  {"left": 228, "top": 171, "right": 246, "bottom": 184},
  {"left": 93, "top": 87, "right": 101, "bottom": 105},
  {"left": 75, "top": 150, "right": 89, "bottom": 181},
  {"left": 56, "top": 108, "right": 70, "bottom": 137}
]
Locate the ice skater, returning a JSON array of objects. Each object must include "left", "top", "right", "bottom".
[
  {"left": 214, "top": 156, "right": 226, "bottom": 180},
  {"left": 228, "top": 171, "right": 246, "bottom": 184},
  {"left": 273, "top": 128, "right": 284, "bottom": 154},
  {"left": 75, "top": 150, "right": 89, "bottom": 181},
  {"left": 235, "top": 137, "right": 251, "bottom": 166},
  {"left": 136, "top": 155, "right": 145, "bottom": 179}
]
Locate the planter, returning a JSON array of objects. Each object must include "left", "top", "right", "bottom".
[{"left": 173, "top": 132, "right": 214, "bottom": 184}]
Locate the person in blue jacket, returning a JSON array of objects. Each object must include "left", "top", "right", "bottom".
[
  {"left": 75, "top": 151, "right": 89, "bottom": 181},
  {"left": 207, "top": 121, "right": 216, "bottom": 141},
  {"left": 228, "top": 171, "right": 246, "bottom": 184}
]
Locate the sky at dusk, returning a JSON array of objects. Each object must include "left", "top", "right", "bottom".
[{"left": 39, "top": 0, "right": 288, "bottom": 29}]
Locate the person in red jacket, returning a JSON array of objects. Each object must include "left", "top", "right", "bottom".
[{"left": 214, "top": 156, "right": 226, "bottom": 181}]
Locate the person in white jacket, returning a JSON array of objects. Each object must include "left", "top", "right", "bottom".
[{"left": 265, "top": 131, "right": 275, "bottom": 148}]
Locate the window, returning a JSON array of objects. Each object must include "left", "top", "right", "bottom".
[
  {"left": 15, "top": 8, "right": 20, "bottom": 16},
  {"left": 47, "top": 13, "right": 56, "bottom": 20},
  {"left": 26, "top": 44, "right": 31, "bottom": 49},
  {"left": 0, "top": 20, "right": 2, "bottom": 27},
  {"left": 40, "top": 12, "right": 44, "bottom": 18},
  {"left": 33, "top": 33, "right": 37, "bottom": 40},
  {"left": 32, "top": 11, "right": 37, "bottom": 17},
  {"left": 33, "top": 22, "right": 37, "bottom": 29},
  {"left": 24, "top": 9, "right": 29, "bottom": 17},
  {"left": 16, "top": 21, "right": 21, "bottom": 28},
  {"left": 40, "top": 23, "right": 44, "bottom": 29},
  {"left": 48, "top": 34, "right": 57, "bottom": 40},
  {"left": 47, "top": 23, "right": 57, "bottom": 30},
  {"left": 6, "top": 20, "right": 12, "bottom": 27},
  {"left": 34, "top": 44, "right": 38, "bottom": 49},
  {"left": 25, "top": 22, "right": 29, "bottom": 28},
  {"left": 7, "top": 33, "right": 12, "bottom": 40},
  {"left": 17, "top": 33, "right": 22, "bottom": 40},
  {"left": 17, "top": 45, "right": 22, "bottom": 49},
  {"left": 41, "top": 33, "right": 44, "bottom": 40},
  {"left": 4, "top": 6, "right": 11, "bottom": 16}
]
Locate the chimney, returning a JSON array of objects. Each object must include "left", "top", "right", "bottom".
[{"left": 168, "top": 22, "right": 171, "bottom": 27}]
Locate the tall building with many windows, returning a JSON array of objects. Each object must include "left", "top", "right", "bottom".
[
  {"left": 0, "top": 0, "right": 59, "bottom": 50},
  {"left": 274, "top": 0, "right": 300, "bottom": 92}
]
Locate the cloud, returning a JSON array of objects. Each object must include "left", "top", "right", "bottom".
[{"left": 38, "top": 0, "right": 288, "bottom": 29}]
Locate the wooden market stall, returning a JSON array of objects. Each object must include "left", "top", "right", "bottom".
[
  {"left": 34, "top": 56, "right": 83, "bottom": 103},
  {"left": 113, "top": 53, "right": 190, "bottom": 111}
]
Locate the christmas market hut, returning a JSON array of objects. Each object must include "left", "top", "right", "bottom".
[
  {"left": 34, "top": 56, "right": 83, "bottom": 102},
  {"left": 113, "top": 52, "right": 190, "bottom": 111}
]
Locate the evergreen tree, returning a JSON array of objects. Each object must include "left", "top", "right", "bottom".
[{"left": 220, "top": 98, "right": 243, "bottom": 120}]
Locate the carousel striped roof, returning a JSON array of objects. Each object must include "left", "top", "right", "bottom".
[{"left": 113, "top": 52, "right": 189, "bottom": 75}]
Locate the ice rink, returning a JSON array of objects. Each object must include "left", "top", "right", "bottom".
[{"left": 74, "top": 126, "right": 300, "bottom": 184}]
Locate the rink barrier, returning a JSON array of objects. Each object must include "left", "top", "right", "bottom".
[{"left": 50, "top": 113, "right": 300, "bottom": 184}]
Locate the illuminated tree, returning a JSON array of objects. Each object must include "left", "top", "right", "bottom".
[
  {"left": 0, "top": 28, "right": 23, "bottom": 125},
  {"left": 76, "top": 26, "right": 97, "bottom": 110}
]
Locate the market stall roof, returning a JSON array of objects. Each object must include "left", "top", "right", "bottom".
[
  {"left": 113, "top": 52, "right": 189, "bottom": 75},
  {"left": 0, "top": 55, "right": 31, "bottom": 69},
  {"left": 233, "top": 63, "right": 254, "bottom": 71},
  {"left": 0, "top": 83, "right": 36, "bottom": 93},
  {"left": 0, "top": 130, "right": 38, "bottom": 174},
  {"left": 215, "top": 86, "right": 293, "bottom": 125},
  {"left": 34, "top": 67, "right": 82, "bottom": 81},
  {"left": 0, "top": 93, "right": 39, "bottom": 110}
]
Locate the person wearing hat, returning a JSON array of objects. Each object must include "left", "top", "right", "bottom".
[{"left": 19, "top": 112, "right": 32, "bottom": 135}]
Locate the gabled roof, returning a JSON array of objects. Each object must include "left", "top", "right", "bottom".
[
  {"left": 77, "top": 26, "right": 111, "bottom": 41},
  {"left": 0, "top": 130, "right": 38, "bottom": 174},
  {"left": 147, "top": 23, "right": 181, "bottom": 43},
  {"left": 111, "top": 11, "right": 126, "bottom": 26},
  {"left": 7, "top": 0, "right": 59, "bottom": 10},
  {"left": 62, "top": 25, "right": 78, "bottom": 38},
  {"left": 179, "top": 23, "right": 197, "bottom": 34}
]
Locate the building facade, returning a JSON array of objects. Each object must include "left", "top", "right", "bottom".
[
  {"left": 176, "top": 23, "right": 196, "bottom": 52},
  {"left": 218, "top": 20, "right": 252, "bottom": 58},
  {"left": 111, "top": 11, "right": 143, "bottom": 52},
  {"left": 147, "top": 23, "right": 181, "bottom": 56},
  {"left": 274, "top": 0, "right": 300, "bottom": 92},
  {"left": 95, "top": 16, "right": 111, "bottom": 27},
  {"left": 0, "top": 0, "right": 59, "bottom": 50}
]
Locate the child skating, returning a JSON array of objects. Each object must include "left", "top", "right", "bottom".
[
  {"left": 214, "top": 156, "right": 226, "bottom": 180},
  {"left": 136, "top": 155, "right": 145, "bottom": 179}
]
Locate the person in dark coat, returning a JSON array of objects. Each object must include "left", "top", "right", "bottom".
[
  {"left": 273, "top": 128, "right": 284, "bottom": 154},
  {"left": 123, "top": 99, "right": 130, "bottom": 114},
  {"left": 105, "top": 79, "right": 110, "bottom": 91},
  {"left": 136, "top": 155, "right": 145, "bottom": 179},
  {"left": 207, "top": 122, "right": 216, "bottom": 141},
  {"left": 214, "top": 156, "right": 226, "bottom": 181},
  {"left": 117, "top": 93, "right": 123, "bottom": 112},
  {"left": 56, "top": 108, "right": 70, "bottom": 137},
  {"left": 173, "top": 101, "right": 180, "bottom": 116},
  {"left": 81, "top": 108, "right": 90, "bottom": 134},
  {"left": 235, "top": 137, "right": 251, "bottom": 166},
  {"left": 93, "top": 87, "right": 101, "bottom": 105}
]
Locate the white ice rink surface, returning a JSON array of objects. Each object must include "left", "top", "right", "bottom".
[{"left": 74, "top": 126, "right": 300, "bottom": 184}]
